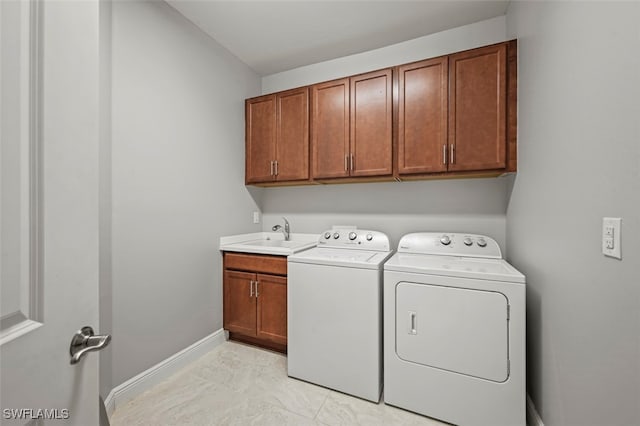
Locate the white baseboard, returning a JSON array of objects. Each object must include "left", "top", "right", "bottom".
[
  {"left": 527, "top": 393, "right": 544, "bottom": 426},
  {"left": 104, "top": 328, "right": 226, "bottom": 420}
]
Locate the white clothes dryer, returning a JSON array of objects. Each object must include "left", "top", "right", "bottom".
[
  {"left": 384, "top": 233, "right": 525, "bottom": 426},
  {"left": 288, "top": 227, "right": 393, "bottom": 402}
]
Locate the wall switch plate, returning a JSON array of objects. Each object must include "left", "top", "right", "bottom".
[
  {"left": 602, "top": 217, "right": 622, "bottom": 259},
  {"left": 253, "top": 211, "right": 260, "bottom": 224}
]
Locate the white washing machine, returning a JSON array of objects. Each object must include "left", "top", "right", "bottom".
[
  {"left": 288, "top": 227, "right": 393, "bottom": 402},
  {"left": 384, "top": 232, "right": 525, "bottom": 426}
]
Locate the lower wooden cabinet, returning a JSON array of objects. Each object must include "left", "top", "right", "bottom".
[{"left": 223, "top": 252, "right": 287, "bottom": 352}]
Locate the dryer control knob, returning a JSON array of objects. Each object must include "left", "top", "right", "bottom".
[
  {"left": 348, "top": 232, "right": 357, "bottom": 241},
  {"left": 366, "top": 234, "right": 373, "bottom": 241},
  {"left": 440, "top": 235, "right": 451, "bottom": 245},
  {"left": 477, "top": 238, "right": 487, "bottom": 247},
  {"left": 324, "top": 232, "right": 331, "bottom": 239},
  {"left": 463, "top": 237, "right": 473, "bottom": 246},
  {"left": 333, "top": 232, "right": 340, "bottom": 239}
]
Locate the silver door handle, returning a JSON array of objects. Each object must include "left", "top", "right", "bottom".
[
  {"left": 69, "top": 326, "right": 111, "bottom": 365},
  {"left": 250, "top": 280, "right": 254, "bottom": 297},
  {"left": 255, "top": 281, "right": 259, "bottom": 297},
  {"left": 274, "top": 160, "right": 278, "bottom": 176},
  {"left": 443, "top": 144, "right": 447, "bottom": 165},
  {"left": 450, "top": 144, "right": 455, "bottom": 164},
  {"left": 344, "top": 155, "right": 349, "bottom": 171},
  {"left": 270, "top": 161, "right": 274, "bottom": 176},
  {"left": 350, "top": 153, "right": 354, "bottom": 171}
]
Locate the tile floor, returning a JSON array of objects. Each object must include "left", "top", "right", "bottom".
[{"left": 110, "top": 341, "right": 449, "bottom": 426}]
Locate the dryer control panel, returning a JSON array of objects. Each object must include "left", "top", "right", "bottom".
[
  {"left": 317, "top": 226, "right": 390, "bottom": 252},
  {"left": 397, "top": 233, "right": 502, "bottom": 259}
]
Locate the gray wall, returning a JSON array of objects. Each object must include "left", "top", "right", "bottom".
[
  {"left": 260, "top": 16, "right": 510, "bottom": 251},
  {"left": 505, "top": 2, "right": 640, "bottom": 425},
  {"left": 262, "top": 16, "right": 507, "bottom": 93},
  {"left": 110, "top": 1, "right": 261, "bottom": 388},
  {"left": 262, "top": 179, "right": 509, "bottom": 250}
]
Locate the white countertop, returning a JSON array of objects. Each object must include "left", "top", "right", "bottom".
[{"left": 219, "top": 232, "right": 319, "bottom": 256}]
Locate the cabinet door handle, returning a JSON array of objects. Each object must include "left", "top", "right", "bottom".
[
  {"left": 274, "top": 160, "right": 278, "bottom": 176},
  {"left": 443, "top": 144, "right": 447, "bottom": 165},
  {"left": 344, "top": 155, "right": 349, "bottom": 171},
  {"left": 269, "top": 161, "right": 274, "bottom": 176},
  {"left": 450, "top": 144, "right": 455, "bottom": 164},
  {"left": 255, "top": 281, "right": 259, "bottom": 297},
  {"left": 249, "top": 280, "right": 254, "bottom": 297},
  {"left": 350, "top": 153, "right": 354, "bottom": 171}
]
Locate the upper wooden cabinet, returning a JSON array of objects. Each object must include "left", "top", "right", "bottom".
[
  {"left": 311, "top": 69, "right": 393, "bottom": 180},
  {"left": 448, "top": 43, "right": 507, "bottom": 172},
  {"left": 311, "top": 79, "right": 350, "bottom": 179},
  {"left": 246, "top": 95, "right": 276, "bottom": 183},
  {"left": 398, "top": 57, "right": 449, "bottom": 174},
  {"left": 350, "top": 69, "right": 393, "bottom": 177},
  {"left": 245, "top": 87, "right": 309, "bottom": 184},
  {"left": 398, "top": 42, "right": 514, "bottom": 176},
  {"left": 245, "top": 40, "right": 517, "bottom": 185}
]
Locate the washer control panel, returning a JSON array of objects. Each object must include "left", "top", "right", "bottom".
[
  {"left": 397, "top": 233, "right": 502, "bottom": 259},
  {"left": 318, "top": 227, "right": 390, "bottom": 252}
]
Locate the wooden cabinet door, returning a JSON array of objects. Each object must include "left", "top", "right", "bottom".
[
  {"left": 398, "top": 57, "right": 448, "bottom": 174},
  {"left": 311, "top": 78, "right": 350, "bottom": 179},
  {"left": 276, "top": 88, "right": 309, "bottom": 181},
  {"left": 350, "top": 69, "right": 393, "bottom": 177},
  {"left": 223, "top": 270, "right": 257, "bottom": 336},
  {"left": 255, "top": 274, "right": 287, "bottom": 345},
  {"left": 449, "top": 43, "right": 507, "bottom": 172},
  {"left": 246, "top": 95, "right": 276, "bottom": 183}
]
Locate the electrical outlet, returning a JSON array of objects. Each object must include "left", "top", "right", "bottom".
[
  {"left": 253, "top": 211, "right": 260, "bottom": 224},
  {"left": 602, "top": 217, "right": 622, "bottom": 259}
]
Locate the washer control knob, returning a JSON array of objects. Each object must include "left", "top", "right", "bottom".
[
  {"left": 463, "top": 237, "right": 473, "bottom": 246},
  {"left": 477, "top": 238, "right": 487, "bottom": 247},
  {"left": 348, "top": 232, "right": 357, "bottom": 241},
  {"left": 324, "top": 232, "right": 331, "bottom": 239},
  {"left": 366, "top": 234, "right": 373, "bottom": 241},
  {"left": 333, "top": 232, "right": 340, "bottom": 239},
  {"left": 440, "top": 235, "right": 451, "bottom": 245}
]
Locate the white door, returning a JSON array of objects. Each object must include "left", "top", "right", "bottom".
[{"left": 1, "top": 1, "right": 104, "bottom": 424}]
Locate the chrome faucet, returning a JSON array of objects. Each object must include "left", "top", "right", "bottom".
[{"left": 272, "top": 217, "right": 290, "bottom": 241}]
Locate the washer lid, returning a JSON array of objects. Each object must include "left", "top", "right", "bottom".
[
  {"left": 384, "top": 253, "right": 525, "bottom": 283},
  {"left": 288, "top": 247, "right": 393, "bottom": 269}
]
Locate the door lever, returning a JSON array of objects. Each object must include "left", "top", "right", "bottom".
[{"left": 69, "top": 326, "right": 111, "bottom": 365}]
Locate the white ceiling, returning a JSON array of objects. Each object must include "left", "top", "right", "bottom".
[{"left": 166, "top": 1, "right": 510, "bottom": 76}]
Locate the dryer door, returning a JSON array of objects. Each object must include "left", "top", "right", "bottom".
[{"left": 396, "top": 282, "right": 509, "bottom": 382}]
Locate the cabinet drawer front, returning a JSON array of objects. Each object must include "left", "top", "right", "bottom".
[{"left": 224, "top": 252, "right": 287, "bottom": 275}]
